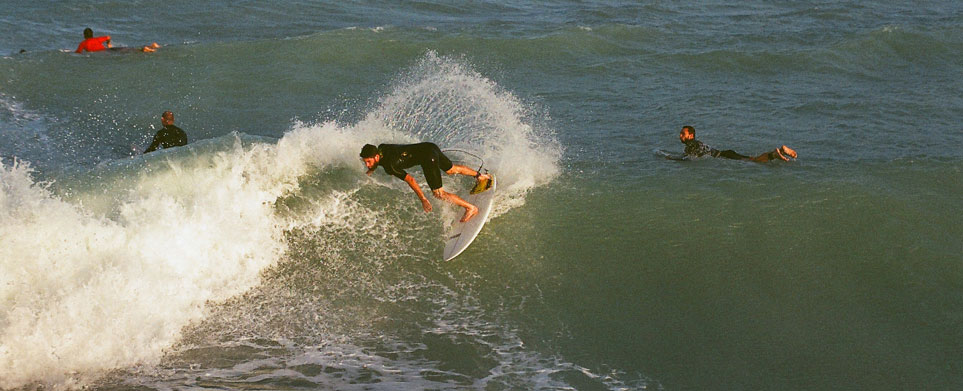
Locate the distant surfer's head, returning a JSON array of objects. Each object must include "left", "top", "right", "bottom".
[
  {"left": 680, "top": 126, "right": 695, "bottom": 142},
  {"left": 360, "top": 144, "right": 380, "bottom": 169},
  {"left": 161, "top": 111, "right": 174, "bottom": 126},
  {"left": 83, "top": 28, "right": 93, "bottom": 39}
]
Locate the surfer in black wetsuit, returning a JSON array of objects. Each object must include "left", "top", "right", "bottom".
[
  {"left": 144, "top": 111, "right": 188, "bottom": 153},
  {"left": 360, "top": 142, "right": 492, "bottom": 222},
  {"left": 673, "top": 125, "right": 797, "bottom": 162}
]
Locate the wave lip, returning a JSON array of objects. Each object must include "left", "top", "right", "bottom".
[
  {"left": 0, "top": 139, "right": 294, "bottom": 388},
  {"left": 1, "top": 51, "right": 559, "bottom": 389}
]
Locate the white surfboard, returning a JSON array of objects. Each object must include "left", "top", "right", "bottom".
[{"left": 442, "top": 175, "right": 496, "bottom": 261}]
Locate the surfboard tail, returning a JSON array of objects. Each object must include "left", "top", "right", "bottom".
[{"left": 444, "top": 175, "right": 496, "bottom": 261}]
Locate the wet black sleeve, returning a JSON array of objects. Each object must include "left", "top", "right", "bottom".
[
  {"left": 171, "top": 125, "right": 188, "bottom": 146},
  {"left": 144, "top": 130, "right": 163, "bottom": 153}
]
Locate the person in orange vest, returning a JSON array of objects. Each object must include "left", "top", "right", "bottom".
[{"left": 75, "top": 28, "right": 160, "bottom": 53}]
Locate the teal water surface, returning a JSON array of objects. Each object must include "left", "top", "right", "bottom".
[{"left": 1, "top": 1, "right": 961, "bottom": 390}]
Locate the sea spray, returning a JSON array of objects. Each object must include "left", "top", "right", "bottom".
[
  {"left": 361, "top": 51, "right": 562, "bottom": 217},
  {"left": 0, "top": 141, "right": 293, "bottom": 388},
  {"left": 0, "top": 94, "right": 57, "bottom": 170},
  {"left": 0, "top": 52, "right": 561, "bottom": 389}
]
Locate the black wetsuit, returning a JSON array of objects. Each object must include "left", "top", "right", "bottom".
[
  {"left": 377, "top": 142, "right": 453, "bottom": 190},
  {"left": 683, "top": 139, "right": 749, "bottom": 160},
  {"left": 144, "top": 124, "right": 188, "bottom": 153}
]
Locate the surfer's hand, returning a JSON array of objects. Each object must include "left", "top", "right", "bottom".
[
  {"left": 365, "top": 168, "right": 375, "bottom": 176},
  {"left": 421, "top": 198, "right": 432, "bottom": 213}
]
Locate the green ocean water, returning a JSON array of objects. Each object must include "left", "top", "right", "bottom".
[{"left": 1, "top": 1, "right": 961, "bottom": 390}]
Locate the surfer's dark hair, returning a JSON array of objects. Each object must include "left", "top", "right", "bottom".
[
  {"left": 83, "top": 28, "right": 94, "bottom": 39},
  {"left": 360, "top": 144, "right": 379, "bottom": 158},
  {"left": 682, "top": 125, "right": 695, "bottom": 135}
]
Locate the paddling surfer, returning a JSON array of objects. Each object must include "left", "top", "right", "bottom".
[
  {"left": 75, "top": 28, "right": 160, "bottom": 53},
  {"left": 360, "top": 143, "right": 491, "bottom": 222},
  {"left": 672, "top": 125, "right": 797, "bottom": 162}
]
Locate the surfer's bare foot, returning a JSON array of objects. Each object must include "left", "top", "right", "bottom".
[
  {"left": 461, "top": 205, "right": 479, "bottom": 222},
  {"left": 476, "top": 173, "right": 491, "bottom": 182},
  {"left": 780, "top": 145, "right": 797, "bottom": 159}
]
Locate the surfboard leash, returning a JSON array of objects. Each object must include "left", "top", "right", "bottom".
[{"left": 441, "top": 148, "right": 486, "bottom": 175}]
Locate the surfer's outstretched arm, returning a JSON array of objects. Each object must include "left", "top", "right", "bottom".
[{"left": 403, "top": 174, "right": 432, "bottom": 213}]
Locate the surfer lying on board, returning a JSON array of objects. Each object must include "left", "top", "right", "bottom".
[
  {"left": 360, "top": 142, "right": 492, "bottom": 222},
  {"left": 75, "top": 28, "right": 160, "bottom": 53},
  {"left": 671, "top": 125, "right": 797, "bottom": 162}
]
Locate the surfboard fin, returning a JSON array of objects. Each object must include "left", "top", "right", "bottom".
[{"left": 470, "top": 173, "right": 494, "bottom": 194}]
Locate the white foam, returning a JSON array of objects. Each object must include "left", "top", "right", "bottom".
[
  {"left": 0, "top": 52, "right": 560, "bottom": 389},
  {"left": 0, "top": 142, "right": 297, "bottom": 388}
]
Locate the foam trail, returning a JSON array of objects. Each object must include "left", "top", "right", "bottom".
[
  {"left": 0, "top": 52, "right": 560, "bottom": 389},
  {"left": 0, "top": 129, "right": 352, "bottom": 388},
  {"left": 0, "top": 141, "right": 301, "bottom": 388}
]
